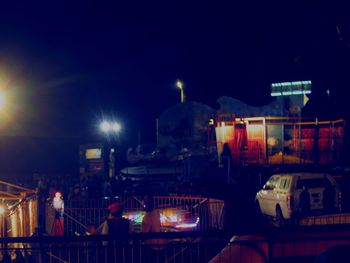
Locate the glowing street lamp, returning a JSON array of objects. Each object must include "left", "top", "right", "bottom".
[
  {"left": 99, "top": 120, "right": 122, "bottom": 178},
  {"left": 112, "top": 122, "right": 121, "bottom": 133},
  {"left": 100, "top": 121, "right": 122, "bottom": 134},
  {"left": 100, "top": 121, "right": 110, "bottom": 133},
  {"left": 176, "top": 80, "right": 185, "bottom": 103},
  {"left": 0, "top": 90, "right": 6, "bottom": 110},
  {"left": 0, "top": 205, "right": 4, "bottom": 215}
]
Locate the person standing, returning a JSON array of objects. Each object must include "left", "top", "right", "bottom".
[
  {"left": 221, "top": 143, "right": 232, "bottom": 168},
  {"left": 101, "top": 202, "right": 130, "bottom": 236},
  {"left": 52, "top": 192, "right": 64, "bottom": 236},
  {"left": 299, "top": 185, "right": 311, "bottom": 217},
  {"left": 221, "top": 143, "right": 233, "bottom": 183},
  {"left": 141, "top": 196, "right": 165, "bottom": 262},
  {"left": 101, "top": 202, "right": 130, "bottom": 262},
  {"left": 323, "top": 178, "right": 335, "bottom": 214}
]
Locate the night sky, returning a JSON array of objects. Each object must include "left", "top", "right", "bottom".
[{"left": 0, "top": 1, "right": 349, "bottom": 146}]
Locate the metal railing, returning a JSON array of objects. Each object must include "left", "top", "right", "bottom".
[
  {"left": 5, "top": 195, "right": 38, "bottom": 238},
  {"left": 0, "top": 231, "right": 228, "bottom": 263},
  {"left": 211, "top": 225, "right": 350, "bottom": 263},
  {"left": 61, "top": 196, "right": 225, "bottom": 236},
  {"left": 2, "top": 226, "right": 350, "bottom": 263},
  {"left": 299, "top": 213, "right": 350, "bottom": 226}
]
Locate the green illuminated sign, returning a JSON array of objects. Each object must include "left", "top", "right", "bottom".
[{"left": 271, "top": 80, "right": 312, "bottom": 96}]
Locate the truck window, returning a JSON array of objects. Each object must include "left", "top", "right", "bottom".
[
  {"left": 296, "top": 178, "right": 325, "bottom": 189},
  {"left": 264, "top": 176, "right": 280, "bottom": 190},
  {"left": 280, "top": 178, "right": 290, "bottom": 189}
]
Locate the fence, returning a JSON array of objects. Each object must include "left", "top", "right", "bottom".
[
  {"left": 59, "top": 196, "right": 225, "bottom": 236},
  {"left": 299, "top": 213, "right": 350, "bottom": 226},
  {"left": 211, "top": 225, "right": 350, "bottom": 263},
  {"left": 0, "top": 180, "right": 37, "bottom": 239},
  {"left": 2, "top": 195, "right": 38, "bottom": 238},
  {"left": 2, "top": 226, "right": 350, "bottom": 263},
  {"left": 0, "top": 231, "right": 228, "bottom": 263}
]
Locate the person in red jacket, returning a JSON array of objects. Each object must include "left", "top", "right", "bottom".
[{"left": 101, "top": 202, "right": 130, "bottom": 236}]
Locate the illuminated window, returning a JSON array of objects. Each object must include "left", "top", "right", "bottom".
[{"left": 85, "top": 148, "right": 102, "bottom": 159}]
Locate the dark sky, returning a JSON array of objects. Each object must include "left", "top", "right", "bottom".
[{"left": 0, "top": 1, "right": 349, "bottom": 145}]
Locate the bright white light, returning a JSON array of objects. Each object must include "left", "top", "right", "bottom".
[
  {"left": 0, "top": 90, "right": 5, "bottom": 110},
  {"left": 100, "top": 121, "right": 111, "bottom": 133},
  {"left": 271, "top": 92, "right": 282, "bottom": 96},
  {"left": 176, "top": 80, "right": 183, "bottom": 90},
  {"left": 0, "top": 205, "right": 5, "bottom": 215},
  {"left": 175, "top": 217, "right": 200, "bottom": 228},
  {"left": 100, "top": 121, "right": 122, "bottom": 134},
  {"left": 112, "top": 122, "right": 121, "bottom": 132}
]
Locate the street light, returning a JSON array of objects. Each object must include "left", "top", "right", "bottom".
[
  {"left": 0, "top": 90, "right": 6, "bottom": 110},
  {"left": 112, "top": 122, "right": 121, "bottom": 133},
  {"left": 100, "top": 121, "right": 110, "bottom": 133},
  {"left": 0, "top": 205, "right": 4, "bottom": 215},
  {"left": 99, "top": 120, "right": 122, "bottom": 178},
  {"left": 100, "top": 121, "right": 122, "bottom": 134},
  {"left": 176, "top": 80, "right": 185, "bottom": 103}
]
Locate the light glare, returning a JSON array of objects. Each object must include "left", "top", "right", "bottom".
[
  {"left": 0, "top": 91, "right": 5, "bottom": 110},
  {"left": 0, "top": 205, "right": 4, "bottom": 215},
  {"left": 112, "top": 122, "right": 121, "bottom": 132},
  {"left": 100, "top": 121, "right": 111, "bottom": 132},
  {"left": 176, "top": 80, "right": 183, "bottom": 90},
  {"left": 100, "top": 121, "right": 121, "bottom": 134}
]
